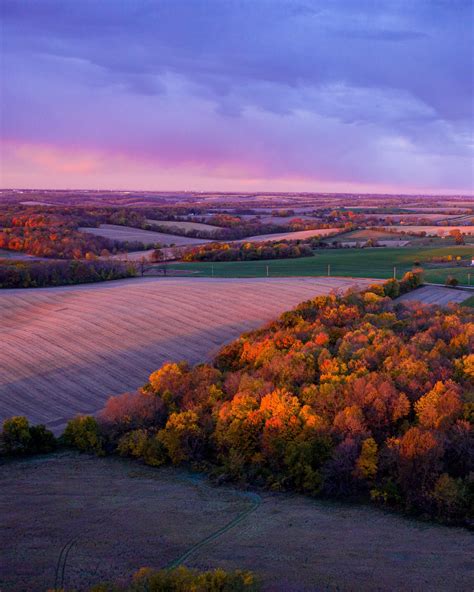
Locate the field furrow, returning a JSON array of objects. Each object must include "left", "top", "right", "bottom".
[{"left": 0, "top": 277, "right": 377, "bottom": 431}]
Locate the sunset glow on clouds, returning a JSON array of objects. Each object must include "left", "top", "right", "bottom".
[{"left": 1, "top": 0, "right": 473, "bottom": 193}]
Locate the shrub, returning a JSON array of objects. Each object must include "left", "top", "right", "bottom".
[
  {"left": 1, "top": 416, "right": 56, "bottom": 455},
  {"left": 445, "top": 276, "right": 459, "bottom": 288},
  {"left": 63, "top": 416, "right": 104, "bottom": 455},
  {"left": 117, "top": 429, "right": 167, "bottom": 467},
  {"left": 2, "top": 416, "right": 32, "bottom": 454},
  {"left": 382, "top": 278, "right": 400, "bottom": 299},
  {"left": 29, "top": 424, "right": 57, "bottom": 454},
  {"left": 399, "top": 270, "right": 423, "bottom": 294},
  {"left": 83, "top": 566, "right": 259, "bottom": 591}
]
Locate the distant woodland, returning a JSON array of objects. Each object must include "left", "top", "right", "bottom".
[{"left": 0, "top": 259, "right": 136, "bottom": 289}]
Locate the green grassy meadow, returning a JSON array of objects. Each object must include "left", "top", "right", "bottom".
[
  {"left": 169, "top": 246, "right": 474, "bottom": 285},
  {"left": 461, "top": 294, "right": 474, "bottom": 307}
]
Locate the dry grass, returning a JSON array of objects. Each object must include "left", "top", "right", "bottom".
[
  {"left": 79, "top": 224, "right": 211, "bottom": 246},
  {"left": 397, "top": 286, "right": 473, "bottom": 306},
  {"left": 146, "top": 219, "right": 220, "bottom": 233},
  {"left": 2, "top": 453, "right": 473, "bottom": 592},
  {"left": 0, "top": 276, "right": 377, "bottom": 431}
]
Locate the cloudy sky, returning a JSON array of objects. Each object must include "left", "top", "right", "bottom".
[{"left": 1, "top": 0, "right": 473, "bottom": 193}]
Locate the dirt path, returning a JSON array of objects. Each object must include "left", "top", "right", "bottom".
[{"left": 165, "top": 490, "right": 262, "bottom": 570}]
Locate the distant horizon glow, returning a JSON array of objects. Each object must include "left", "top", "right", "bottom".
[{"left": 1, "top": 1, "right": 473, "bottom": 194}]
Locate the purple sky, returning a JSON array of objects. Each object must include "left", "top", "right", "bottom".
[{"left": 1, "top": 0, "right": 473, "bottom": 193}]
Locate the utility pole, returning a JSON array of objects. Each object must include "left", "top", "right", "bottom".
[
  {"left": 327, "top": 264, "right": 331, "bottom": 277},
  {"left": 393, "top": 266, "right": 397, "bottom": 279},
  {"left": 266, "top": 265, "right": 269, "bottom": 277}
]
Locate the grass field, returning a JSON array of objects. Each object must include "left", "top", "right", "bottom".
[
  {"left": 168, "top": 246, "right": 474, "bottom": 285},
  {"left": 0, "top": 276, "right": 376, "bottom": 431},
  {"left": 2, "top": 453, "right": 473, "bottom": 592},
  {"left": 79, "top": 224, "right": 211, "bottom": 246},
  {"left": 328, "top": 229, "right": 411, "bottom": 242},
  {"left": 462, "top": 294, "right": 474, "bottom": 307},
  {"left": 146, "top": 219, "right": 221, "bottom": 233}
]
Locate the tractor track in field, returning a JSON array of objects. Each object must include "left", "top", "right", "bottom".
[{"left": 165, "top": 490, "right": 262, "bottom": 570}]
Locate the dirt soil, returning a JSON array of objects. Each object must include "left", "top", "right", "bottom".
[{"left": 1, "top": 453, "right": 472, "bottom": 592}]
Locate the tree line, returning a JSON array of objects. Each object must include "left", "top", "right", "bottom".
[
  {"left": 0, "top": 259, "right": 137, "bottom": 288},
  {"left": 181, "top": 240, "right": 314, "bottom": 262}
]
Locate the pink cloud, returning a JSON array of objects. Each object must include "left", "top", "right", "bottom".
[{"left": 9, "top": 142, "right": 100, "bottom": 174}]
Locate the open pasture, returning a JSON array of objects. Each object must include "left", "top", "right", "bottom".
[
  {"left": 0, "top": 276, "right": 376, "bottom": 431},
  {"left": 170, "top": 245, "right": 474, "bottom": 285},
  {"left": 79, "top": 224, "right": 211, "bottom": 246},
  {"left": 146, "top": 219, "right": 221, "bottom": 233},
  {"left": 328, "top": 229, "right": 411, "bottom": 242},
  {"left": 2, "top": 453, "right": 472, "bottom": 592}
]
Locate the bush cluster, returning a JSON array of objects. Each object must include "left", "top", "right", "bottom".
[
  {"left": 1, "top": 416, "right": 56, "bottom": 456},
  {"left": 80, "top": 566, "right": 259, "bottom": 592}
]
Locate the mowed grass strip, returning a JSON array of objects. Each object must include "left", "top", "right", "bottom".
[{"left": 169, "top": 246, "right": 474, "bottom": 285}]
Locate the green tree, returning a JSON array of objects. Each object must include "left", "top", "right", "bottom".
[
  {"left": 2, "top": 416, "right": 32, "bottom": 454},
  {"left": 63, "top": 416, "right": 104, "bottom": 455}
]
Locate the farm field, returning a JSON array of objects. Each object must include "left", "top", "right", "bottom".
[
  {"left": 169, "top": 246, "right": 474, "bottom": 285},
  {"left": 383, "top": 225, "right": 474, "bottom": 236},
  {"left": 340, "top": 240, "right": 410, "bottom": 247},
  {"left": 397, "top": 286, "right": 473, "bottom": 306},
  {"left": 0, "top": 276, "right": 377, "bottom": 431},
  {"left": 328, "top": 229, "right": 412, "bottom": 242},
  {"left": 236, "top": 228, "right": 341, "bottom": 242},
  {"left": 78, "top": 224, "right": 211, "bottom": 246},
  {"left": 2, "top": 453, "right": 472, "bottom": 592},
  {"left": 374, "top": 213, "right": 464, "bottom": 221},
  {"left": 146, "top": 219, "right": 221, "bottom": 233},
  {"left": 239, "top": 214, "right": 319, "bottom": 224}
]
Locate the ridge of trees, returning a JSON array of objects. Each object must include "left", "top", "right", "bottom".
[
  {"left": 0, "top": 259, "right": 137, "bottom": 288},
  {"left": 181, "top": 240, "right": 314, "bottom": 262}
]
